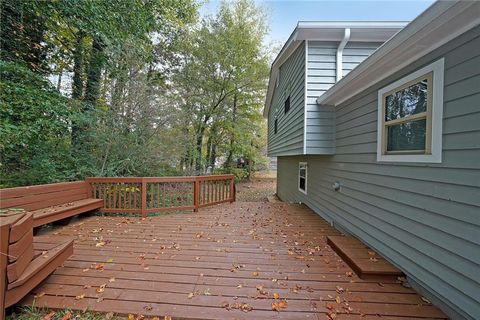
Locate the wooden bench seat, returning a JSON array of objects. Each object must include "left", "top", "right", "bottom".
[
  {"left": 1, "top": 213, "right": 73, "bottom": 318},
  {"left": 0, "top": 181, "right": 103, "bottom": 228},
  {"left": 30, "top": 198, "right": 103, "bottom": 227}
]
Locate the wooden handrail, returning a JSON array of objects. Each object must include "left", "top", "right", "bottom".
[{"left": 85, "top": 174, "right": 235, "bottom": 215}]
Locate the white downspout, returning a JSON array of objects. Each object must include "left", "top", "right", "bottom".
[{"left": 336, "top": 28, "right": 351, "bottom": 82}]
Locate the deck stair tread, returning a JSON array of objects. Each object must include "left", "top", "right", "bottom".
[{"left": 327, "top": 235, "right": 404, "bottom": 279}]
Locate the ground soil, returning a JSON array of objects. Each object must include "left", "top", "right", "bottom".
[{"left": 235, "top": 171, "right": 276, "bottom": 202}]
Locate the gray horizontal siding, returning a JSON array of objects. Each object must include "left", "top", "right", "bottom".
[
  {"left": 267, "top": 42, "right": 305, "bottom": 156},
  {"left": 305, "top": 41, "right": 337, "bottom": 154},
  {"left": 342, "top": 42, "right": 382, "bottom": 76},
  {"left": 278, "top": 26, "right": 480, "bottom": 320},
  {"left": 305, "top": 41, "right": 383, "bottom": 154}
]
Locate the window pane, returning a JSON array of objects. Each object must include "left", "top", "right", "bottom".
[
  {"left": 299, "top": 167, "right": 306, "bottom": 178},
  {"left": 387, "top": 119, "right": 426, "bottom": 152},
  {"left": 385, "top": 78, "right": 428, "bottom": 122},
  {"left": 299, "top": 177, "right": 306, "bottom": 191}
]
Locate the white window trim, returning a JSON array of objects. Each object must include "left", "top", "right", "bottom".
[
  {"left": 376, "top": 58, "right": 444, "bottom": 163},
  {"left": 298, "top": 162, "right": 307, "bottom": 194}
]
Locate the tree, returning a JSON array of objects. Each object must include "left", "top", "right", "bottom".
[{"left": 176, "top": 0, "right": 270, "bottom": 175}]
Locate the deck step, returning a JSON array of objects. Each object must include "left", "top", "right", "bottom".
[{"left": 327, "top": 235, "right": 404, "bottom": 280}]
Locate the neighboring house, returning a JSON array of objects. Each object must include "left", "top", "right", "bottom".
[{"left": 264, "top": 1, "right": 480, "bottom": 320}]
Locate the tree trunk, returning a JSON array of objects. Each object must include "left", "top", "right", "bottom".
[
  {"left": 84, "top": 35, "right": 105, "bottom": 108},
  {"left": 71, "top": 31, "right": 85, "bottom": 151},
  {"left": 195, "top": 126, "right": 205, "bottom": 174},
  {"left": 56, "top": 72, "right": 62, "bottom": 91},
  {"left": 224, "top": 91, "right": 238, "bottom": 169},
  {"left": 71, "top": 32, "right": 85, "bottom": 100}
]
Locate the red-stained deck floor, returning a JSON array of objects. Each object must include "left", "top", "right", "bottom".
[{"left": 21, "top": 202, "right": 447, "bottom": 320}]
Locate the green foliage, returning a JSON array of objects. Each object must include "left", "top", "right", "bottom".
[
  {"left": 0, "top": 61, "right": 76, "bottom": 187},
  {"left": 1, "top": 0, "right": 271, "bottom": 188}
]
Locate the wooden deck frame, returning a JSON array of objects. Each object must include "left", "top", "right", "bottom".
[{"left": 19, "top": 202, "right": 447, "bottom": 320}]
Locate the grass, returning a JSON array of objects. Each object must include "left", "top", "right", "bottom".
[{"left": 7, "top": 305, "right": 123, "bottom": 319}]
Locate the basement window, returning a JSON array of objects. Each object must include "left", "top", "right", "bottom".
[
  {"left": 298, "top": 162, "right": 307, "bottom": 194},
  {"left": 377, "top": 59, "right": 444, "bottom": 163}
]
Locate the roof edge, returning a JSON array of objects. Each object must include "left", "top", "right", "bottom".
[{"left": 316, "top": 1, "right": 480, "bottom": 107}]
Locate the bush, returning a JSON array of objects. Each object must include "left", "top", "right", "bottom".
[{"left": 0, "top": 60, "right": 76, "bottom": 187}]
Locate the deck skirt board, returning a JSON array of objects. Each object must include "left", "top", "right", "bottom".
[
  {"left": 18, "top": 202, "right": 444, "bottom": 319},
  {"left": 327, "top": 235, "right": 404, "bottom": 279}
]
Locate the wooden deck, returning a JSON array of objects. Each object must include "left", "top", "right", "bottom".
[{"left": 20, "top": 202, "right": 447, "bottom": 319}]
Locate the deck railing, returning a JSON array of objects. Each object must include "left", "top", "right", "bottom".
[{"left": 85, "top": 175, "right": 235, "bottom": 216}]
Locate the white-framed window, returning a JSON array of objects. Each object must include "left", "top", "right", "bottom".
[
  {"left": 377, "top": 58, "right": 444, "bottom": 163},
  {"left": 298, "top": 162, "right": 307, "bottom": 194}
]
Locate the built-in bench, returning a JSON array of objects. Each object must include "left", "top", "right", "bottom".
[
  {"left": 1, "top": 212, "right": 73, "bottom": 317},
  {"left": 0, "top": 181, "right": 103, "bottom": 228},
  {"left": 327, "top": 235, "right": 404, "bottom": 280}
]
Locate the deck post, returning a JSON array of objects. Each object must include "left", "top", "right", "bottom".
[
  {"left": 193, "top": 178, "right": 200, "bottom": 212},
  {"left": 0, "top": 222, "right": 10, "bottom": 320},
  {"left": 230, "top": 177, "right": 235, "bottom": 203},
  {"left": 141, "top": 178, "right": 147, "bottom": 217},
  {"left": 85, "top": 179, "right": 93, "bottom": 198}
]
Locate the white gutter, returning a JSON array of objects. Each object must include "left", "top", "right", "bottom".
[{"left": 336, "top": 28, "right": 351, "bottom": 82}]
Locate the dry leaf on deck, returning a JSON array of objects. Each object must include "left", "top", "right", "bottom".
[{"left": 42, "top": 311, "right": 56, "bottom": 320}]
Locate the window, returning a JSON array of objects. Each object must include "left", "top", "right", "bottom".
[
  {"left": 274, "top": 118, "right": 278, "bottom": 134},
  {"left": 284, "top": 95, "right": 291, "bottom": 114},
  {"left": 298, "top": 162, "right": 307, "bottom": 194},
  {"left": 377, "top": 59, "right": 444, "bottom": 163}
]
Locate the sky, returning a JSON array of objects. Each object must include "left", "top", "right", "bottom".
[{"left": 200, "top": 0, "right": 435, "bottom": 45}]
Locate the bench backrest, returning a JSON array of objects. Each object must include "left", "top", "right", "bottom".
[{"left": 0, "top": 181, "right": 90, "bottom": 212}]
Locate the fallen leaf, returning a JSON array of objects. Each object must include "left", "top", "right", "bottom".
[
  {"left": 164, "top": 317, "right": 172, "bottom": 320},
  {"left": 43, "top": 311, "right": 56, "bottom": 320},
  {"left": 106, "top": 258, "right": 114, "bottom": 263},
  {"left": 75, "top": 294, "right": 86, "bottom": 300},
  {"left": 105, "top": 312, "right": 114, "bottom": 319},
  {"left": 204, "top": 288, "right": 211, "bottom": 296},
  {"left": 326, "top": 303, "right": 334, "bottom": 310},
  {"left": 335, "top": 296, "right": 341, "bottom": 304},
  {"left": 34, "top": 291, "right": 46, "bottom": 299},
  {"left": 62, "top": 312, "right": 72, "bottom": 320},
  {"left": 327, "top": 312, "right": 337, "bottom": 319},
  {"left": 271, "top": 300, "right": 288, "bottom": 311},
  {"left": 187, "top": 292, "right": 194, "bottom": 299},
  {"left": 96, "top": 284, "right": 106, "bottom": 293},
  {"left": 252, "top": 271, "right": 259, "bottom": 276},
  {"left": 273, "top": 292, "right": 280, "bottom": 299},
  {"left": 128, "top": 314, "right": 135, "bottom": 320},
  {"left": 109, "top": 277, "right": 116, "bottom": 282},
  {"left": 94, "top": 263, "right": 105, "bottom": 270},
  {"left": 421, "top": 296, "right": 431, "bottom": 304}
]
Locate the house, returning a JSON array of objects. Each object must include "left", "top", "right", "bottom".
[{"left": 264, "top": 1, "right": 480, "bottom": 320}]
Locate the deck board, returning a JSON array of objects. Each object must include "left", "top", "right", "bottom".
[{"left": 19, "top": 202, "right": 447, "bottom": 319}]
